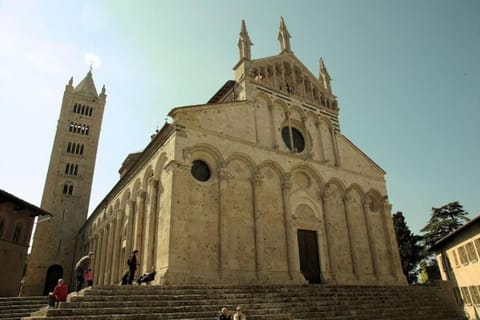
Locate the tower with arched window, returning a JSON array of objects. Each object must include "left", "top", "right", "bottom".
[{"left": 23, "top": 71, "right": 106, "bottom": 295}]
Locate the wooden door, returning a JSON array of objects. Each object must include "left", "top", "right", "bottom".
[{"left": 297, "top": 229, "right": 321, "bottom": 283}]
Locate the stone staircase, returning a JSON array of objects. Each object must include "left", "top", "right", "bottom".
[
  {"left": 0, "top": 296, "right": 47, "bottom": 320},
  {"left": 22, "top": 284, "right": 465, "bottom": 320}
]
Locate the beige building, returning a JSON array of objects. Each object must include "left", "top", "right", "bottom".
[
  {"left": 76, "top": 18, "right": 406, "bottom": 287},
  {"left": 23, "top": 71, "right": 107, "bottom": 295},
  {"left": 432, "top": 215, "right": 480, "bottom": 319},
  {"left": 0, "top": 189, "right": 50, "bottom": 296}
]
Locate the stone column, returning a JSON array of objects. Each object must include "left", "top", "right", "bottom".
[
  {"left": 217, "top": 166, "right": 231, "bottom": 278},
  {"left": 153, "top": 183, "right": 163, "bottom": 268},
  {"left": 319, "top": 189, "right": 334, "bottom": 280},
  {"left": 250, "top": 172, "right": 263, "bottom": 279},
  {"left": 362, "top": 199, "right": 378, "bottom": 279},
  {"left": 272, "top": 64, "right": 277, "bottom": 89},
  {"left": 382, "top": 200, "right": 403, "bottom": 280},
  {"left": 300, "top": 115, "right": 311, "bottom": 155},
  {"left": 93, "top": 234, "right": 101, "bottom": 286},
  {"left": 280, "top": 174, "right": 294, "bottom": 279},
  {"left": 98, "top": 227, "right": 107, "bottom": 285},
  {"left": 125, "top": 200, "right": 136, "bottom": 257},
  {"left": 286, "top": 111, "right": 294, "bottom": 152},
  {"left": 133, "top": 191, "right": 146, "bottom": 262},
  {"left": 330, "top": 127, "right": 341, "bottom": 166},
  {"left": 111, "top": 211, "right": 123, "bottom": 283},
  {"left": 105, "top": 220, "right": 115, "bottom": 284},
  {"left": 144, "top": 179, "right": 159, "bottom": 272},
  {"left": 268, "top": 103, "right": 277, "bottom": 149},
  {"left": 342, "top": 194, "right": 357, "bottom": 278},
  {"left": 315, "top": 121, "right": 326, "bottom": 162}
]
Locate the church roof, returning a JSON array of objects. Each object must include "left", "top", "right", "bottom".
[{"left": 74, "top": 70, "right": 98, "bottom": 97}]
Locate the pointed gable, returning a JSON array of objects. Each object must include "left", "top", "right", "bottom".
[{"left": 74, "top": 70, "right": 98, "bottom": 97}]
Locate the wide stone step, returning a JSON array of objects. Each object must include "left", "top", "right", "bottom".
[
  {"left": 25, "top": 312, "right": 293, "bottom": 320},
  {"left": 0, "top": 296, "right": 47, "bottom": 320},
  {"left": 20, "top": 284, "right": 465, "bottom": 320}
]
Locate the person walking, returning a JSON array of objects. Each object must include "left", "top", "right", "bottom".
[
  {"left": 48, "top": 279, "right": 68, "bottom": 308},
  {"left": 75, "top": 252, "right": 93, "bottom": 291},
  {"left": 127, "top": 250, "right": 139, "bottom": 285}
]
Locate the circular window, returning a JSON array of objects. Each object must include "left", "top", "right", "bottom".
[
  {"left": 191, "top": 160, "right": 211, "bottom": 182},
  {"left": 281, "top": 127, "right": 305, "bottom": 152}
]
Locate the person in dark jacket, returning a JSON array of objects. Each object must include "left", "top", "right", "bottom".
[
  {"left": 127, "top": 250, "right": 138, "bottom": 284},
  {"left": 136, "top": 266, "right": 156, "bottom": 285}
]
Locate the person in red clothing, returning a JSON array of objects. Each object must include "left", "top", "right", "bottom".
[{"left": 48, "top": 279, "right": 68, "bottom": 308}]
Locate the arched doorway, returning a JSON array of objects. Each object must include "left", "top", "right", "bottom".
[
  {"left": 43, "top": 264, "right": 63, "bottom": 295},
  {"left": 297, "top": 229, "right": 321, "bottom": 283}
]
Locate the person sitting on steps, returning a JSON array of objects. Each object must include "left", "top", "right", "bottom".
[
  {"left": 48, "top": 279, "right": 68, "bottom": 308},
  {"left": 219, "top": 307, "right": 232, "bottom": 320},
  {"left": 136, "top": 266, "right": 156, "bottom": 285},
  {"left": 233, "top": 306, "right": 246, "bottom": 320}
]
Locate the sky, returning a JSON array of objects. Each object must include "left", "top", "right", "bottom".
[{"left": 0, "top": 0, "right": 479, "bottom": 234}]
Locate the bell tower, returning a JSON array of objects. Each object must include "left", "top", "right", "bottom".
[{"left": 23, "top": 70, "right": 106, "bottom": 295}]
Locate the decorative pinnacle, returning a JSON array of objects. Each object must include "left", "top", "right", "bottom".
[
  {"left": 319, "top": 57, "right": 332, "bottom": 93},
  {"left": 238, "top": 19, "right": 253, "bottom": 60},
  {"left": 278, "top": 16, "right": 292, "bottom": 53},
  {"left": 319, "top": 57, "right": 330, "bottom": 78}
]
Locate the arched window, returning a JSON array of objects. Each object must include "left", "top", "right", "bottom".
[
  {"left": 81, "top": 105, "right": 85, "bottom": 115},
  {"left": 75, "top": 144, "right": 80, "bottom": 154},
  {"left": 63, "top": 184, "right": 68, "bottom": 194},
  {"left": 65, "top": 163, "right": 70, "bottom": 174},
  {"left": 67, "top": 142, "right": 72, "bottom": 153},
  {"left": 89, "top": 108, "right": 93, "bottom": 116},
  {"left": 0, "top": 218, "right": 5, "bottom": 238},
  {"left": 80, "top": 144, "right": 84, "bottom": 155},
  {"left": 13, "top": 223, "right": 22, "bottom": 242},
  {"left": 86, "top": 125, "right": 89, "bottom": 135},
  {"left": 74, "top": 165, "right": 78, "bottom": 175},
  {"left": 73, "top": 104, "right": 77, "bottom": 113},
  {"left": 68, "top": 185, "right": 73, "bottom": 195}
]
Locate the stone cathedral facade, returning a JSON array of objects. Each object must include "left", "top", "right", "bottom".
[
  {"left": 26, "top": 19, "right": 406, "bottom": 288},
  {"left": 76, "top": 18, "right": 405, "bottom": 287}
]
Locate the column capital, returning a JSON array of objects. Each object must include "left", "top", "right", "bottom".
[
  {"left": 250, "top": 172, "right": 264, "bottom": 186},
  {"left": 148, "top": 177, "right": 159, "bottom": 188},
  {"left": 137, "top": 189, "right": 146, "bottom": 200},
  {"left": 218, "top": 167, "right": 233, "bottom": 181},
  {"left": 281, "top": 174, "right": 292, "bottom": 190}
]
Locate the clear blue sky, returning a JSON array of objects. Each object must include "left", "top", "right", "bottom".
[{"left": 1, "top": 0, "right": 478, "bottom": 234}]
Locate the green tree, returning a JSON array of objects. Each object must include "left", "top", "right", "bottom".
[
  {"left": 421, "top": 201, "right": 470, "bottom": 250},
  {"left": 392, "top": 211, "right": 424, "bottom": 283}
]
